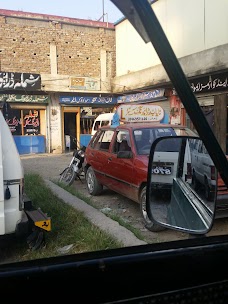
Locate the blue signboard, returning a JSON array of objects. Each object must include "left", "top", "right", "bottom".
[
  {"left": 117, "top": 89, "right": 165, "bottom": 103},
  {"left": 59, "top": 96, "right": 117, "bottom": 105}
]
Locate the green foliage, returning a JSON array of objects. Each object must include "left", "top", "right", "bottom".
[
  {"left": 0, "top": 173, "right": 123, "bottom": 264},
  {"left": 57, "top": 180, "right": 145, "bottom": 241}
]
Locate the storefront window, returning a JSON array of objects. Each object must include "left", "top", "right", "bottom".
[
  {"left": 5, "top": 109, "right": 41, "bottom": 135},
  {"left": 5, "top": 109, "right": 21, "bottom": 135},
  {"left": 23, "top": 109, "right": 40, "bottom": 135}
]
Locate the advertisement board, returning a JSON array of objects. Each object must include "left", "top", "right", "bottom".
[{"left": 116, "top": 104, "right": 164, "bottom": 123}]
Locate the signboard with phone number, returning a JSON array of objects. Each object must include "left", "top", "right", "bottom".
[{"left": 116, "top": 104, "right": 164, "bottom": 123}]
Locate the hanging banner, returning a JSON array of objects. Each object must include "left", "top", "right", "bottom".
[{"left": 117, "top": 104, "right": 164, "bottom": 123}]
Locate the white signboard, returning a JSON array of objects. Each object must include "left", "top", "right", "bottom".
[{"left": 116, "top": 104, "right": 164, "bottom": 123}]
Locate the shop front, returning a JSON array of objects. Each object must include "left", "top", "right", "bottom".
[
  {"left": 0, "top": 94, "right": 49, "bottom": 154},
  {"left": 177, "top": 71, "right": 228, "bottom": 151},
  {"left": 0, "top": 71, "right": 49, "bottom": 155},
  {"left": 59, "top": 95, "right": 117, "bottom": 150}
]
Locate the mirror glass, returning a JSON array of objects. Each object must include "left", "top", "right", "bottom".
[{"left": 147, "top": 136, "right": 218, "bottom": 234}]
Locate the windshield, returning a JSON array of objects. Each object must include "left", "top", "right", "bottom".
[
  {"left": 1, "top": 0, "right": 228, "bottom": 290},
  {"left": 134, "top": 127, "right": 197, "bottom": 154}
]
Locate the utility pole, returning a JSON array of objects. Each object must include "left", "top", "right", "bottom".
[{"left": 102, "top": 0, "right": 105, "bottom": 22}]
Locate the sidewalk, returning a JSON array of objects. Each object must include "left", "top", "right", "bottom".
[{"left": 45, "top": 180, "right": 146, "bottom": 247}]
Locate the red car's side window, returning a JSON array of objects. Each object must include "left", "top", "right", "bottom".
[
  {"left": 89, "top": 130, "right": 101, "bottom": 148},
  {"left": 94, "top": 130, "right": 114, "bottom": 151},
  {"left": 112, "top": 130, "right": 131, "bottom": 154}
]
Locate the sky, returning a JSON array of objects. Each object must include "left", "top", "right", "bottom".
[{"left": 0, "top": 0, "right": 124, "bottom": 23}]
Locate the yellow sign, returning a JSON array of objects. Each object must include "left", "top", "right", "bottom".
[
  {"left": 70, "top": 77, "right": 85, "bottom": 87},
  {"left": 35, "top": 219, "right": 51, "bottom": 232},
  {"left": 69, "top": 76, "right": 100, "bottom": 90}
]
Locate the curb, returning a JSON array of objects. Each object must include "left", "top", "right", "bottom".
[{"left": 45, "top": 180, "right": 147, "bottom": 247}]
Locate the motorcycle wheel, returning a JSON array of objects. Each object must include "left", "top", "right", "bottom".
[{"left": 59, "top": 166, "right": 76, "bottom": 186}]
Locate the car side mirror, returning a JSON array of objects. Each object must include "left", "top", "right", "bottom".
[{"left": 146, "top": 136, "right": 218, "bottom": 234}]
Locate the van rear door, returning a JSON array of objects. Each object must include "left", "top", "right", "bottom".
[
  {"left": 0, "top": 111, "right": 24, "bottom": 235},
  {"left": 0, "top": 127, "right": 5, "bottom": 234}
]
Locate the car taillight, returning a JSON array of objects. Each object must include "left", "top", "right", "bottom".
[{"left": 210, "top": 166, "right": 215, "bottom": 180}]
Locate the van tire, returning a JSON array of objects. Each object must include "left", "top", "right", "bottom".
[
  {"left": 139, "top": 186, "right": 166, "bottom": 232},
  {"left": 86, "top": 166, "right": 103, "bottom": 196}
]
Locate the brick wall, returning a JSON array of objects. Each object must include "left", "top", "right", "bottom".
[{"left": 0, "top": 14, "right": 116, "bottom": 78}]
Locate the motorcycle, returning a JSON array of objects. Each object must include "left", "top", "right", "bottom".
[{"left": 59, "top": 138, "right": 86, "bottom": 186}]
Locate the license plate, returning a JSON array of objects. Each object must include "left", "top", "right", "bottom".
[{"left": 152, "top": 166, "right": 171, "bottom": 175}]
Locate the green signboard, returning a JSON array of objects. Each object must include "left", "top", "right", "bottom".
[{"left": 0, "top": 94, "right": 49, "bottom": 103}]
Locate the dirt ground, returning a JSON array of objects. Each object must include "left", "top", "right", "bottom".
[{"left": 21, "top": 152, "right": 228, "bottom": 244}]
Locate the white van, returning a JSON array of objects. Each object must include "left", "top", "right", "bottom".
[
  {"left": 91, "top": 113, "right": 114, "bottom": 136},
  {"left": 0, "top": 107, "right": 51, "bottom": 249},
  {"left": 0, "top": 109, "right": 25, "bottom": 236}
]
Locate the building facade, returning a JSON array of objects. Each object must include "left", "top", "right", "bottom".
[
  {"left": 113, "top": 0, "right": 228, "bottom": 152},
  {"left": 0, "top": 9, "right": 117, "bottom": 153}
]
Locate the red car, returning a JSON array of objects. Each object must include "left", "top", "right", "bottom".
[{"left": 84, "top": 122, "right": 197, "bottom": 232}]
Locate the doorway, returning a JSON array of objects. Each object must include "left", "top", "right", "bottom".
[{"left": 64, "top": 112, "right": 77, "bottom": 151}]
